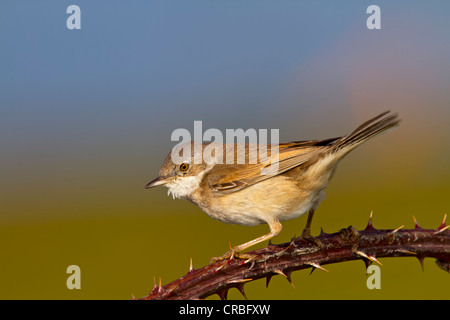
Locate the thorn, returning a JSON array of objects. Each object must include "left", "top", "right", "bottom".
[
  {"left": 152, "top": 276, "right": 158, "bottom": 292},
  {"left": 280, "top": 246, "right": 290, "bottom": 254},
  {"left": 397, "top": 249, "right": 417, "bottom": 255},
  {"left": 280, "top": 241, "right": 295, "bottom": 254},
  {"left": 166, "top": 285, "right": 178, "bottom": 297},
  {"left": 228, "top": 248, "right": 235, "bottom": 262},
  {"left": 438, "top": 214, "right": 447, "bottom": 230},
  {"left": 285, "top": 270, "right": 295, "bottom": 288},
  {"left": 413, "top": 216, "right": 422, "bottom": 229},
  {"left": 217, "top": 288, "right": 228, "bottom": 300},
  {"left": 367, "top": 254, "right": 383, "bottom": 266},
  {"left": 273, "top": 269, "right": 287, "bottom": 278},
  {"left": 272, "top": 269, "right": 295, "bottom": 287},
  {"left": 435, "top": 214, "right": 449, "bottom": 234},
  {"left": 229, "top": 278, "right": 253, "bottom": 284},
  {"left": 363, "top": 258, "right": 372, "bottom": 274},
  {"left": 355, "top": 250, "right": 381, "bottom": 265},
  {"left": 235, "top": 283, "right": 248, "bottom": 300},
  {"left": 225, "top": 244, "right": 235, "bottom": 262},
  {"left": 131, "top": 293, "right": 135, "bottom": 300},
  {"left": 391, "top": 225, "right": 404, "bottom": 233},
  {"left": 213, "top": 261, "right": 227, "bottom": 273},
  {"left": 365, "top": 211, "right": 375, "bottom": 230},
  {"left": 307, "top": 262, "right": 329, "bottom": 272},
  {"left": 417, "top": 255, "right": 425, "bottom": 271},
  {"left": 265, "top": 274, "right": 273, "bottom": 288},
  {"left": 238, "top": 255, "right": 257, "bottom": 267},
  {"left": 319, "top": 227, "right": 328, "bottom": 236},
  {"left": 243, "top": 255, "right": 257, "bottom": 265},
  {"left": 158, "top": 277, "right": 162, "bottom": 293},
  {"left": 434, "top": 225, "right": 450, "bottom": 234},
  {"left": 189, "top": 257, "right": 194, "bottom": 273},
  {"left": 355, "top": 250, "right": 370, "bottom": 260}
]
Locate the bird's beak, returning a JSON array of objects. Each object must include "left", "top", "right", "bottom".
[{"left": 145, "top": 176, "right": 172, "bottom": 189}]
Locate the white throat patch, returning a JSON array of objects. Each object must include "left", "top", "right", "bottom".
[{"left": 165, "top": 173, "right": 204, "bottom": 199}]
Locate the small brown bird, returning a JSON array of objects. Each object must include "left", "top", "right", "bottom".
[{"left": 146, "top": 111, "right": 400, "bottom": 261}]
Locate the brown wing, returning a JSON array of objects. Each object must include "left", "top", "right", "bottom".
[
  {"left": 208, "top": 111, "right": 400, "bottom": 194},
  {"left": 209, "top": 138, "right": 340, "bottom": 193}
]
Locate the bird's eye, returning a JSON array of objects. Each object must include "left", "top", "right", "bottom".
[{"left": 179, "top": 163, "right": 190, "bottom": 172}]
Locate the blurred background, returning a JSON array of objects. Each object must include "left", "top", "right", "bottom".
[{"left": 1, "top": 0, "right": 449, "bottom": 299}]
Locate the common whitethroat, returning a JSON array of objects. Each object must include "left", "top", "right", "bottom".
[{"left": 146, "top": 111, "right": 400, "bottom": 261}]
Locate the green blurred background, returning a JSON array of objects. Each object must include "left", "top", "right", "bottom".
[{"left": 1, "top": 1, "right": 449, "bottom": 299}]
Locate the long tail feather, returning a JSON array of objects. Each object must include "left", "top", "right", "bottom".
[{"left": 333, "top": 111, "right": 400, "bottom": 152}]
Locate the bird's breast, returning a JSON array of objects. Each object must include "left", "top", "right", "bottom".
[{"left": 191, "top": 175, "right": 324, "bottom": 226}]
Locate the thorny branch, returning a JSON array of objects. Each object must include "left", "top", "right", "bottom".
[{"left": 139, "top": 214, "right": 450, "bottom": 300}]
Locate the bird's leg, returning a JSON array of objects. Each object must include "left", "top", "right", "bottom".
[
  {"left": 300, "top": 209, "right": 323, "bottom": 248},
  {"left": 302, "top": 209, "right": 315, "bottom": 238},
  {"left": 210, "top": 220, "right": 282, "bottom": 264}
]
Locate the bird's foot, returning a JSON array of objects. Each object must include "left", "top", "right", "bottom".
[
  {"left": 210, "top": 248, "right": 254, "bottom": 264},
  {"left": 299, "top": 230, "right": 324, "bottom": 249}
]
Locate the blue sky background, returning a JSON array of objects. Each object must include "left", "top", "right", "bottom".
[
  {"left": 2, "top": 2, "right": 449, "bottom": 221},
  {"left": 1, "top": 0, "right": 449, "bottom": 299}
]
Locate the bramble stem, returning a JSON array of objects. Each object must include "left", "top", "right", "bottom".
[{"left": 140, "top": 220, "right": 449, "bottom": 300}]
